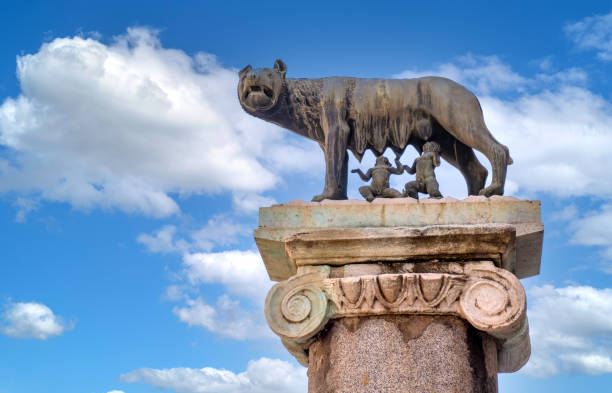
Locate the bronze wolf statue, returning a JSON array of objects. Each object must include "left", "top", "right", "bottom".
[{"left": 238, "top": 59, "right": 512, "bottom": 201}]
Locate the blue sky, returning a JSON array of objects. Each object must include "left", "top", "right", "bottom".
[{"left": 2, "top": 1, "right": 612, "bottom": 392}]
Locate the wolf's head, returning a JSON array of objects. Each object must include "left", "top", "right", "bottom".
[{"left": 238, "top": 59, "right": 287, "bottom": 113}]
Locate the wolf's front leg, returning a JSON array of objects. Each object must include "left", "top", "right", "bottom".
[
  {"left": 312, "top": 106, "right": 350, "bottom": 201},
  {"left": 314, "top": 151, "right": 348, "bottom": 201},
  {"left": 312, "top": 143, "right": 349, "bottom": 201}
]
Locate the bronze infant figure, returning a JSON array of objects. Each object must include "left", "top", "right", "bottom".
[
  {"left": 402, "top": 141, "right": 443, "bottom": 200},
  {"left": 351, "top": 156, "right": 404, "bottom": 202}
]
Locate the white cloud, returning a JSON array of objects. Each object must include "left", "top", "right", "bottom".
[
  {"left": 173, "top": 295, "right": 271, "bottom": 340},
  {"left": 566, "top": 11, "right": 612, "bottom": 61},
  {"left": 524, "top": 285, "right": 612, "bottom": 377},
  {"left": 571, "top": 204, "right": 612, "bottom": 247},
  {"left": 1, "top": 301, "right": 69, "bottom": 339},
  {"left": 119, "top": 357, "right": 306, "bottom": 393},
  {"left": 232, "top": 193, "right": 277, "bottom": 215},
  {"left": 138, "top": 216, "right": 250, "bottom": 254},
  {"left": 558, "top": 354, "right": 612, "bottom": 375},
  {"left": 189, "top": 216, "right": 250, "bottom": 252},
  {"left": 482, "top": 87, "right": 612, "bottom": 198},
  {"left": 0, "top": 28, "right": 316, "bottom": 217},
  {"left": 534, "top": 67, "right": 588, "bottom": 86},
  {"left": 137, "top": 220, "right": 270, "bottom": 339},
  {"left": 164, "top": 284, "right": 195, "bottom": 301},
  {"left": 395, "top": 54, "right": 527, "bottom": 95},
  {"left": 107, "top": 390, "right": 125, "bottom": 393},
  {"left": 551, "top": 204, "right": 579, "bottom": 222},
  {"left": 162, "top": 249, "right": 272, "bottom": 339},
  {"left": 569, "top": 204, "right": 612, "bottom": 263},
  {"left": 137, "top": 225, "right": 187, "bottom": 254},
  {"left": 13, "top": 197, "right": 38, "bottom": 223},
  {"left": 395, "top": 55, "right": 588, "bottom": 96},
  {"left": 181, "top": 250, "right": 271, "bottom": 302}
]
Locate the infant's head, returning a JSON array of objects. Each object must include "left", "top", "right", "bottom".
[
  {"left": 423, "top": 141, "right": 440, "bottom": 153},
  {"left": 375, "top": 156, "right": 390, "bottom": 166}
]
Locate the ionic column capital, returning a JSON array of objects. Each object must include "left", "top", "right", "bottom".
[{"left": 264, "top": 261, "right": 529, "bottom": 372}]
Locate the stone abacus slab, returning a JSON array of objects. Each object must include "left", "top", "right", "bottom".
[{"left": 255, "top": 196, "right": 543, "bottom": 281}]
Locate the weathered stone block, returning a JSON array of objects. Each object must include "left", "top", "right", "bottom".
[{"left": 256, "top": 197, "right": 542, "bottom": 281}]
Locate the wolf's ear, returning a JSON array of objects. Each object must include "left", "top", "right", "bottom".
[
  {"left": 239, "top": 64, "right": 252, "bottom": 77},
  {"left": 274, "top": 59, "right": 287, "bottom": 77}
]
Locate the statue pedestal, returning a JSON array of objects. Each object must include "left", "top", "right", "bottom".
[{"left": 256, "top": 197, "right": 543, "bottom": 393}]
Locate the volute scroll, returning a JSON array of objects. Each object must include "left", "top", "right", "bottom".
[
  {"left": 459, "top": 264, "right": 527, "bottom": 340},
  {"left": 265, "top": 270, "right": 331, "bottom": 343}
]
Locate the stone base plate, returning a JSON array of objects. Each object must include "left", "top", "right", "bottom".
[{"left": 255, "top": 196, "right": 543, "bottom": 281}]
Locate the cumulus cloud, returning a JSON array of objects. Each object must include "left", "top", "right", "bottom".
[
  {"left": 0, "top": 28, "right": 315, "bottom": 217},
  {"left": 571, "top": 204, "right": 612, "bottom": 246},
  {"left": 181, "top": 250, "right": 271, "bottom": 301},
  {"left": 481, "top": 87, "right": 612, "bottom": 198},
  {"left": 138, "top": 216, "right": 251, "bottom": 255},
  {"left": 168, "top": 250, "right": 272, "bottom": 339},
  {"left": 137, "top": 225, "right": 187, "bottom": 254},
  {"left": 138, "top": 216, "right": 271, "bottom": 339},
  {"left": 551, "top": 204, "right": 579, "bottom": 222},
  {"left": 120, "top": 357, "right": 307, "bottom": 393},
  {"left": 395, "top": 55, "right": 527, "bottom": 95},
  {"left": 566, "top": 11, "right": 612, "bottom": 61},
  {"left": 569, "top": 204, "right": 612, "bottom": 263},
  {"left": 232, "top": 193, "right": 277, "bottom": 215},
  {"left": 1, "top": 301, "right": 69, "bottom": 339},
  {"left": 173, "top": 295, "right": 271, "bottom": 340},
  {"left": 164, "top": 284, "right": 196, "bottom": 302},
  {"left": 524, "top": 285, "right": 612, "bottom": 377},
  {"left": 395, "top": 55, "right": 586, "bottom": 96},
  {"left": 188, "top": 217, "right": 251, "bottom": 252},
  {"left": 152, "top": 246, "right": 271, "bottom": 339}
]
